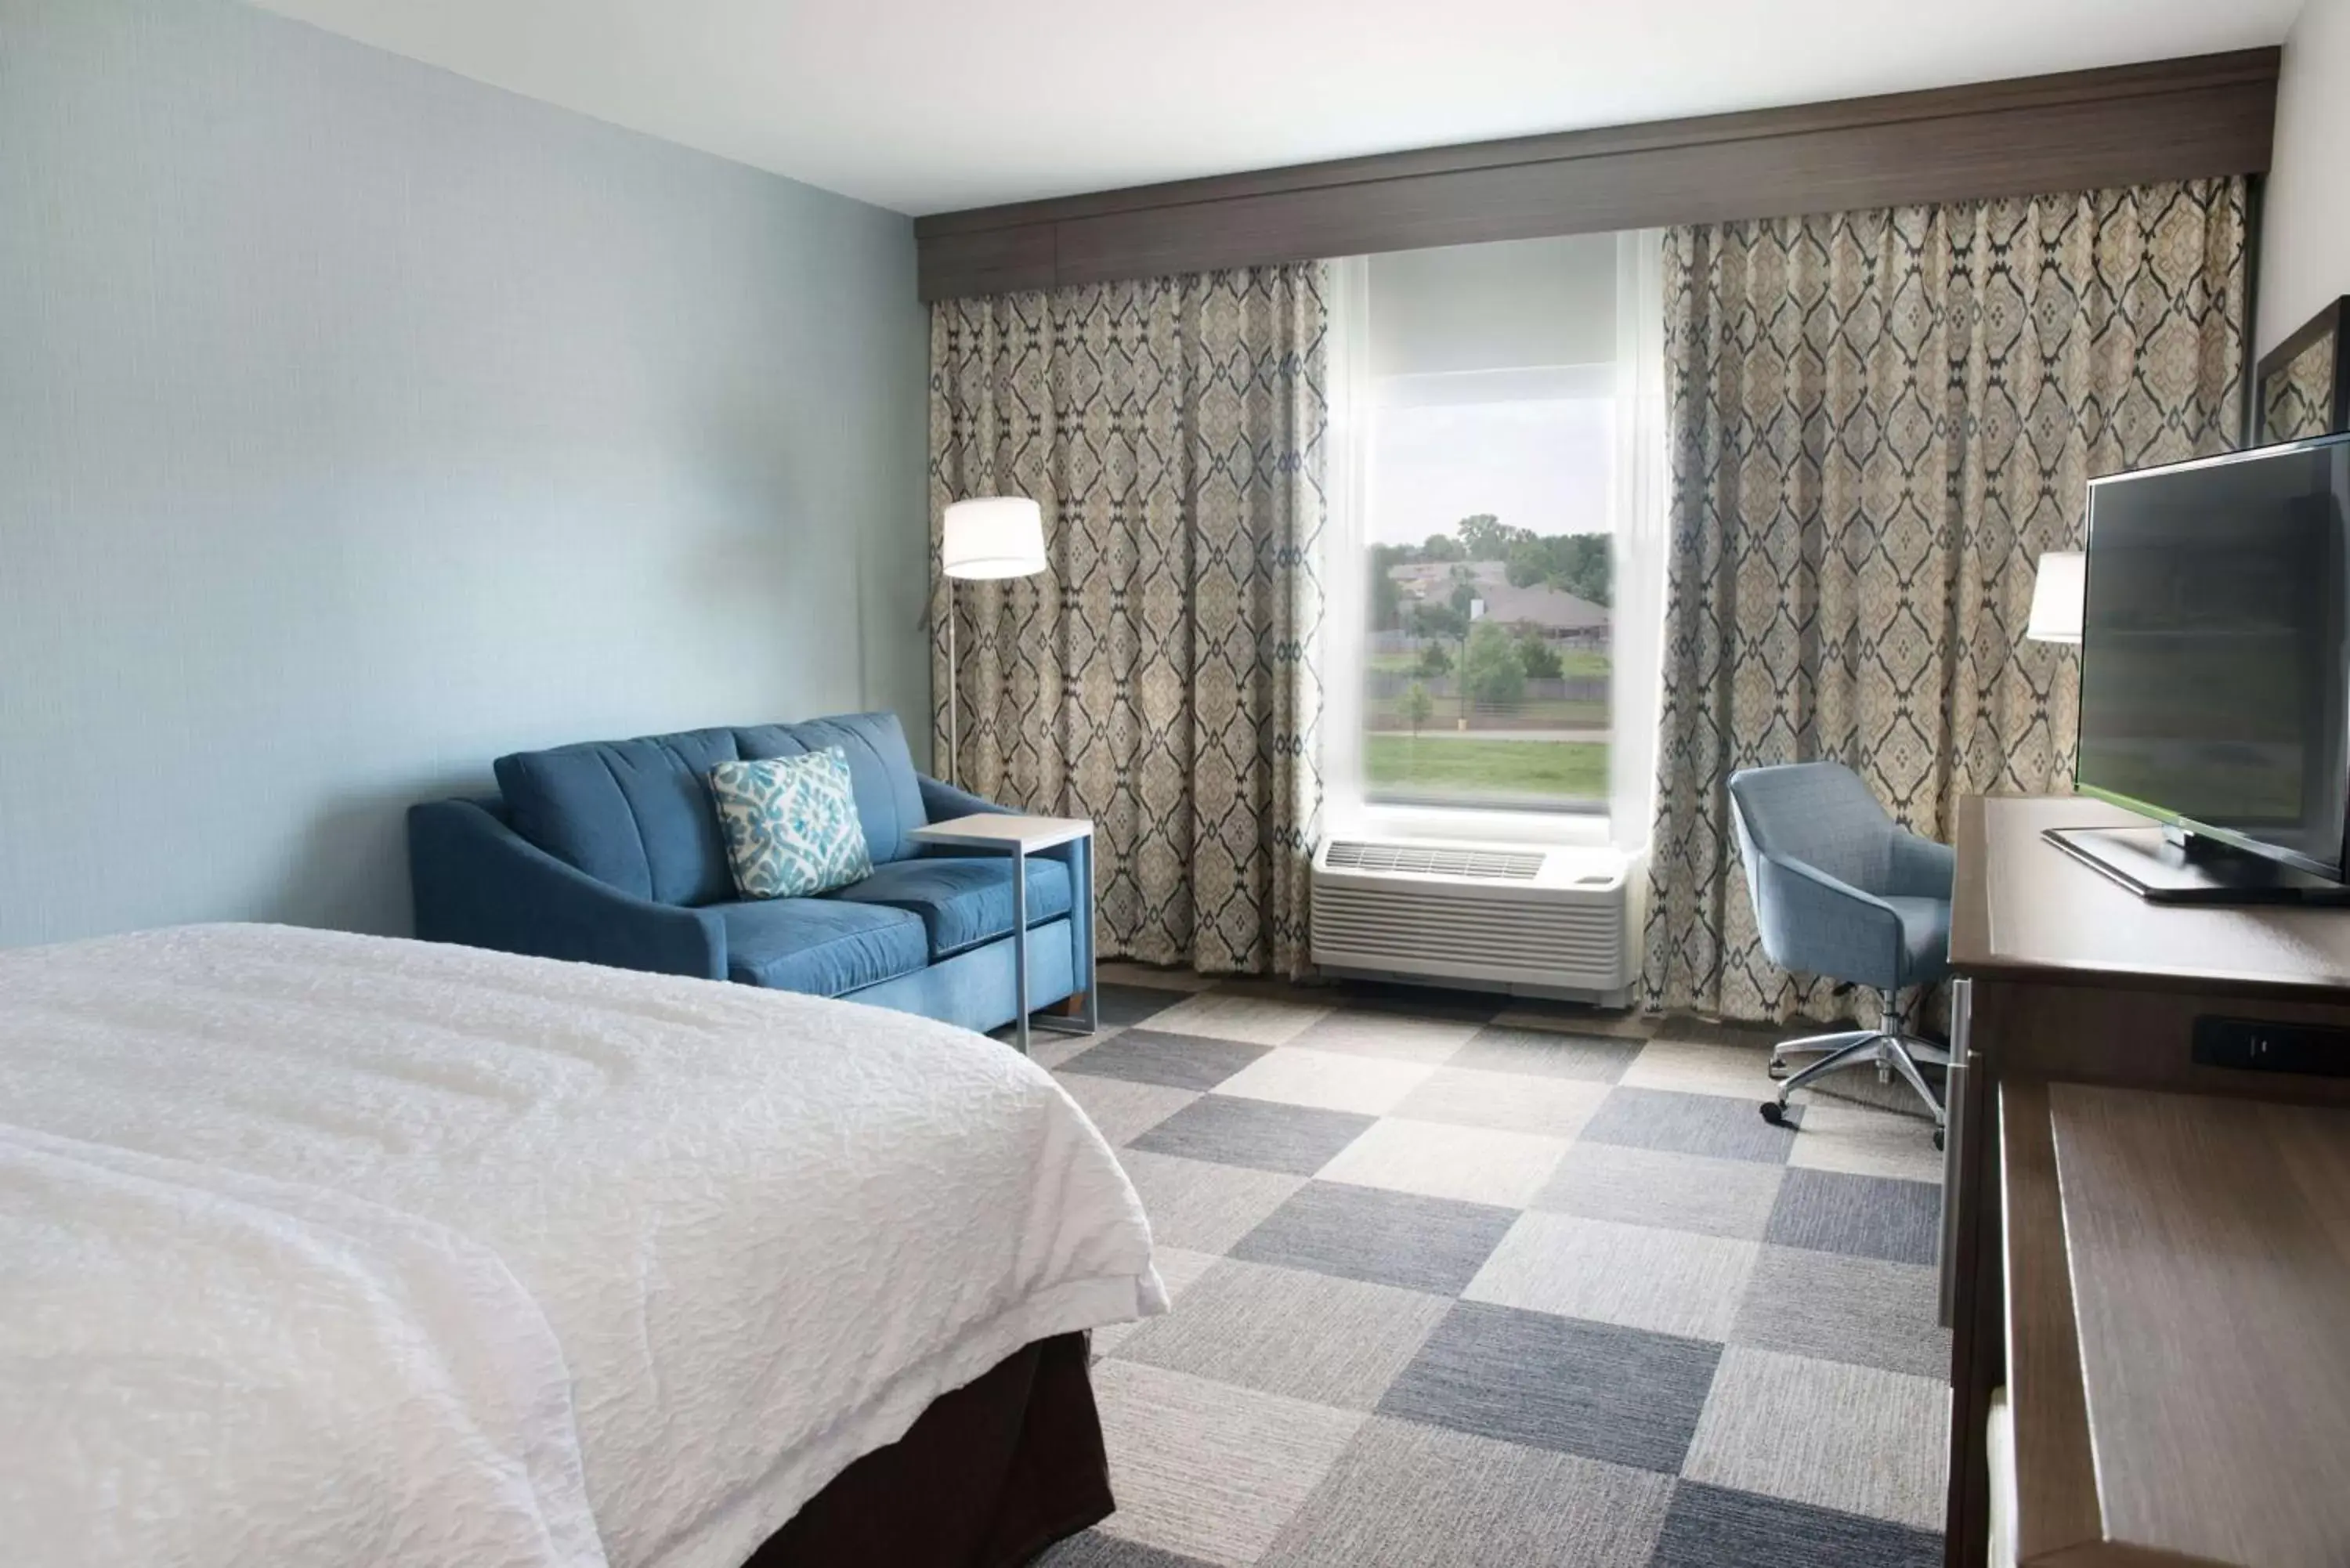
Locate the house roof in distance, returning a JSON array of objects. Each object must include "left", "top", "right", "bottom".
[{"left": 1390, "top": 562, "right": 1607, "bottom": 631}]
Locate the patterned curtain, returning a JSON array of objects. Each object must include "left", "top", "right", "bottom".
[
  {"left": 929, "top": 266, "right": 1328, "bottom": 977},
  {"left": 1643, "top": 179, "right": 2248, "bottom": 1022}
]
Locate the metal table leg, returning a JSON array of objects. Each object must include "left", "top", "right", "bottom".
[
  {"left": 1011, "top": 841, "right": 1029, "bottom": 1055},
  {"left": 1032, "top": 831, "right": 1097, "bottom": 1039}
]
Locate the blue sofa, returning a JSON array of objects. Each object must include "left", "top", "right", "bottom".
[{"left": 407, "top": 712, "right": 1088, "bottom": 1034}]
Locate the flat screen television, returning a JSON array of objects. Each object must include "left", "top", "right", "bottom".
[{"left": 2066, "top": 430, "right": 2350, "bottom": 899}]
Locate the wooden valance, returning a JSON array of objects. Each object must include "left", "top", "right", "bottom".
[{"left": 915, "top": 49, "right": 2278, "bottom": 302}]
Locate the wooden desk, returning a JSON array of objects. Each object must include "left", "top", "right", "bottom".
[{"left": 1942, "top": 796, "right": 2350, "bottom": 1567}]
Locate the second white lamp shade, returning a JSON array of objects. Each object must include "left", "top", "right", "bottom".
[
  {"left": 942, "top": 497, "right": 1047, "bottom": 580},
  {"left": 2025, "top": 551, "right": 2085, "bottom": 644}
]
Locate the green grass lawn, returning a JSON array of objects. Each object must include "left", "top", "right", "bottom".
[
  {"left": 1368, "top": 648, "right": 1611, "bottom": 679},
  {"left": 1365, "top": 735, "right": 1610, "bottom": 803}
]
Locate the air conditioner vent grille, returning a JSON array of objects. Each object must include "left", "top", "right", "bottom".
[
  {"left": 1324, "top": 840, "right": 1546, "bottom": 880},
  {"left": 1311, "top": 836, "right": 1630, "bottom": 999}
]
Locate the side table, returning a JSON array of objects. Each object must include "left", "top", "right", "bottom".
[{"left": 906, "top": 814, "right": 1096, "bottom": 1053}]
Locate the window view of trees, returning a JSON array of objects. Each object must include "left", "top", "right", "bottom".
[{"left": 1364, "top": 511, "right": 1612, "bottom": 811}]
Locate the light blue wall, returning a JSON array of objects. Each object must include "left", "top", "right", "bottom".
[{"left": 0, "top": 0, "right": 930, "bottom": 947}]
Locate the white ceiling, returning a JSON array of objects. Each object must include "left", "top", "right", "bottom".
[{"left": 248, "top": 0, "right": 2301, "bottom": 216}]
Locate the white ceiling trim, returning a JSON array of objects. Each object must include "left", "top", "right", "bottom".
[{"left": 248, "top": 0, "right": 2299, "bottom": 216}]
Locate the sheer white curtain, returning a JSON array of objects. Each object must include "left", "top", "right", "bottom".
[
  {"left": 1321, "top": 256, "right": 1374, "bottom": 833},
  {"left": 1608, "top": 231, "right": 1671, "bottom": 846},
  {"left": 1319, "top": 238, "right": 1668, "bottom": 872}
]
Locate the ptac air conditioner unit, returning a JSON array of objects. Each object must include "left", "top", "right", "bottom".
[{"left": 1310, "top": 837, "right": 1633, "bottom": 1005}]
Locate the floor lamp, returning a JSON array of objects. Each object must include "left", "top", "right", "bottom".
[
  {"left": 2024, "top": 551, "right": 2084, "bottom": 645},
  {"left": 940, "top": 497, "right": 1047, "bottom": 788}
]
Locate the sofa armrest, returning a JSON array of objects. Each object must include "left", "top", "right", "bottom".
[
  {"left": 407, "top": 799, "right": 727, "bottom": 981},
  {"left": 916, "top": 775, "right": 1013, "bottom": 823}
]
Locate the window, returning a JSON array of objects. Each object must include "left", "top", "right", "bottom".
[
  {"left": 1365, "top": 367, "right": 1614, "bottom": 812},
  {"left": 1325, "top": 234, "right": 1663, "bottom": 842}
]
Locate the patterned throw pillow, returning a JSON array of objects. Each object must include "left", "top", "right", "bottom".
[{"left": 707, "top": 749, "right": 873, "bottom": 899}]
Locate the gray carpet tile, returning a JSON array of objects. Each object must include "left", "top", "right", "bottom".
[
  {"left": 1137, "top": 991, "right": 1333, "bottom": 1046},
  {"left": 1377, "top": 1301, "right": 1722, "bottom": 1473},
  {"left": 1788, "top": 1103, "right": 1945, "bottom": 1183},
  {"left": 1643, "top": 1015, "right": 1785, "bottom": 1050},
  {"left": 1094, "top": 983, "right": 1195, "bottom": 1029},
  {"left": 1092, "top": 1245, "right": 1220, "bottom": 1360},
  {"left": 1580, "top": 1085, "right": 1804, "bottom": 1164},
  {"left": 1391, "top": 1065, "right": 1614, "bottom": 1138},
  {"left": 1091, "top": 1360, "right": 1365, "bottom": 1564},
  {"left": 1765, "top": 1168, "right": 1943, "bottom": 1266},
  {"left": 1126, "top": 1094, "right": 1376, "bottom": 1176},
  {"left": 1488, "top": 998, "right": 1659, "bottom": 1039},
  {"left": 1061, "top": 1029, "right": 1271, "bottom": 1092},
  {"left": 1027, "top": 1025, "right": 1112, "bottom": 1071},
  {"left": 1054, "top": 1074, "right": 1201, "bottom": 1147},
  {"left": 1730, "top": 1245, "right": 1952, "bottom": 1379},
  {"left": 1039, "top": 1532, "right": 1222, "bottom": 1568},
  {"left": 1114, "top": 1149, "right": 1307, "bottom": 1255},
  {"left": 1464, "top": 1212, "right": 1761, "bottom": 1341},
  {"left": 1315, "top": 1116, "right": 1568, "bottom": 1207},
  {"left": 1230, "top": 1180, "right": 1519, "bottom": 1296},
  {"left": 1108, "top": 1258, "right": 1452, "bottom": 1409},
  {"left": 1285, "top": 1007, "right": 1486, "bottom": 1064},
  {"left": 1447, "top": 1024, "right": 1645, "bottom": 1082},
  {"left": 1650, "top": 1483, "right": 1943, "bottom": 1568},
  {"left": 1043, "top": 970, "right": 1949, "bottom": 1565},
  {"left": 1681, "top": 1347, "right": 1949, "bottom": 1530},
  {"left": 1329, "top": 979, "right": 1507, "bottom": 1023},
  {"left": 1212, "top": 1046, "right": 1439, "bottom": 1116},
  {"left": 1621, "top": 1038, "right": 1778, "bottom": 1099},
  {"left": 1535, "top": 1140, "right": 1787, "bottom": 1239},
  {"left": 1263, "top": 1416, "right": 1676, "bottom": 1568}
]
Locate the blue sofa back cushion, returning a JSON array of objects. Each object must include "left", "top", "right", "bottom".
[
  {"left": 732, "top": 713, "right": 926, "bottom": 866},
  {"left": 496, "top": 728, "right": 741, "bottom": 906},
  {"left": 494, "top": 712, "right": 927, "bottom": 908}
]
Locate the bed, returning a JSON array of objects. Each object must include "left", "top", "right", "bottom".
[{"left": 0, "top": 923, "right": 1164, "bottom": 1568}]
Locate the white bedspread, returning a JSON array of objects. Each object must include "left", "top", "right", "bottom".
[
  {"left": 0, "top": 924, "right": 1165, "bottom": 1568},
  {"left": 0, "top": 1125, "right": 606, "bottom": 1568}
]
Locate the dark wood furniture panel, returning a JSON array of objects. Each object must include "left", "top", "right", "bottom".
[
  {"left": 1943, "top": 795, "right": 2350, "bottom": 1567},
  {"left": 2046, "top": 1086, "right": 2350, "bottom": 1566},
  {"left": 1994, "top": 1078, "right": 2102, "bottom": 1567},
  {"left": 917, "top": 50, "right": 2278, "bottom": 300}
]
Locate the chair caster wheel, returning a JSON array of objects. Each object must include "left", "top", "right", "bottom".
[
  {"left": 1766, "top": 1060, "right": 1788, "bottom": 1080},
  {"left": 1934, "top": 1128, "right": 1946, "bottom": 1151},
  {"left": 1759, "top": 1100, "right": 1788, "bottom": 1126}
]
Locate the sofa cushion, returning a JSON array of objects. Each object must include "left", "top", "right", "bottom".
[
  {"left": 712, "top": 897, "right": 928, "bottom": 996},
  {"left": 496, "top": 728, "right": 740, "bottom": 905},
  {"left": 831, "top": 855, "right": 1072, "bottom": 959},
  {"left": 734, "top": 713, "right": 926, "bottom": 865},
  {"left": 708, "top": 750, "right": 874, "bottom": 899}
]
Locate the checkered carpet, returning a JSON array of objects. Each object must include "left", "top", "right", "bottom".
[{"left": 1029, "top": 966, "right": 1950, "bottom": 1568}]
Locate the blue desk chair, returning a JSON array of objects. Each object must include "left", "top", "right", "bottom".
[{"left": 1726, "top": 762, "right": 1952, "bottom": 1145}]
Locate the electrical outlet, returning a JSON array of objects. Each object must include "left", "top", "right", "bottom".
[{"left": 2191, "top": 1017, "right": 2350, "bottom": 1078}]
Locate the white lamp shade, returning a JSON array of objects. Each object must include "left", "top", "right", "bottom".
[
  {"left": 2025, "top": 551, "right": 2084, "bottom": 644},
  {"left": 942, "top": 497, "right": 1047, "bottom": 580}
]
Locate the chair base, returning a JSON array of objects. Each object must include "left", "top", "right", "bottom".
[{"left": 1761, "top": 1010, "right": 1947, "bottom": 1144}]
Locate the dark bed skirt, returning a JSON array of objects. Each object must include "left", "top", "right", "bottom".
[{"left": 745, "top": 1333, "right": 1112, "bottom": 1567}]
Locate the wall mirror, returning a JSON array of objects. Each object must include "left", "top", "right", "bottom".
[{"left": 2255, "top": 297, "right": 2350, "bottom": 445}]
